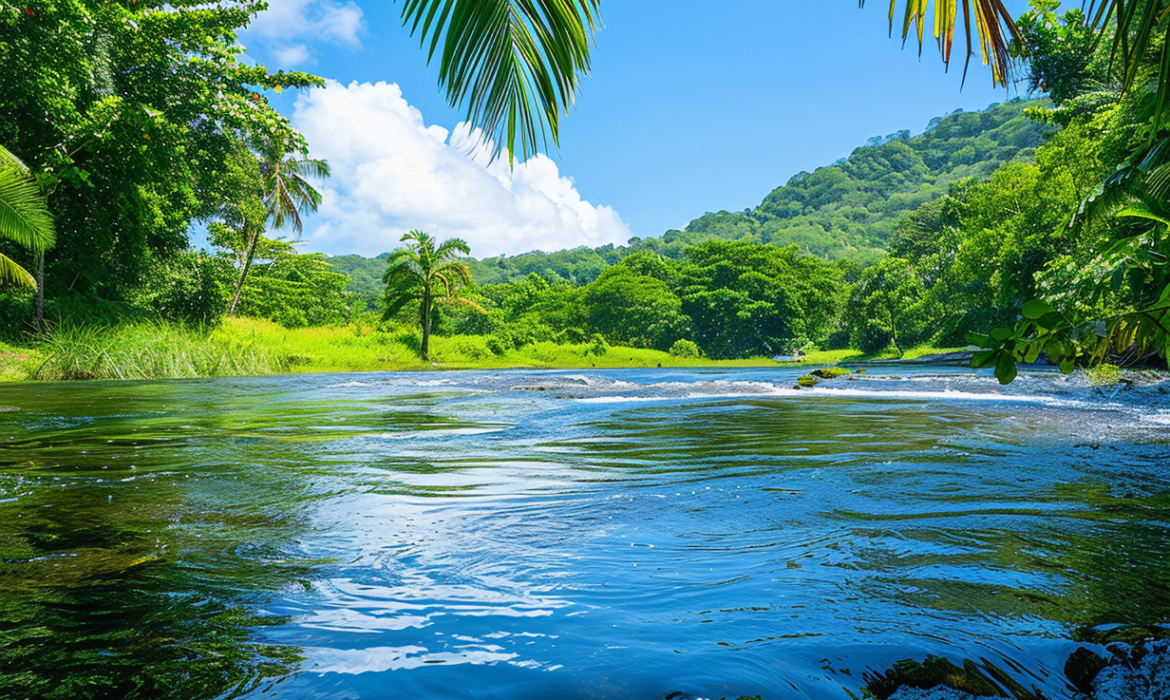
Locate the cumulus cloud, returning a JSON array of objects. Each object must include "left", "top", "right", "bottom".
[
  {"left": 291, "top": 81, "right": 631, "bottom": 259},
  {"left": 246, "top": 0, "right": 363, "bottom": 66}
]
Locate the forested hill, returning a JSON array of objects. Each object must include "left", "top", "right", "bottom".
[
  {"left": 329, "top": 98, "right": 1047, "bottom": 301},
  {"left": 676, "top": 98, "right": 1048, "bottom": 260}
]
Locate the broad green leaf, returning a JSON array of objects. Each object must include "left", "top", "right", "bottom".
[
  {"left": 1024, "top": 342, "right": 1042, "bottom": 364},
  {"left": 971, "top": 350, "right": 997, "bottom": 368},
  {"left": 1021, "top": 299, "right": 1053, "bottom": 320},
  {"left": 965, "top": 331, "right": 992, "bottom": 347},
  {"left": 995, "top": 352, "right": 1018, "bottom": 384}
]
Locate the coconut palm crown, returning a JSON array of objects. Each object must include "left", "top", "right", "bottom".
[{"left": 382, "top": 230, "right": 480, "bottom": 362}]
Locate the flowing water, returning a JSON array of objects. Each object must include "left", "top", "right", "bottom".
[{"left": 1, "top": 366, "right": 1169, "bottom": 700}]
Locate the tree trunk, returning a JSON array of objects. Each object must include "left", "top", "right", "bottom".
[
  {"left": 420, "top": 288, "right": 431, "bottom": 362},
  {"left": 228, "top": 228, "right": 260, "bottom": 317},
  {"left": 33, "top": 250, "right": 45, "bottom": 333},
  {"left": 888, "top": 306, "right": 901, "bottom": 356}
]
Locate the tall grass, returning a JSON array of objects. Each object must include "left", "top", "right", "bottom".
[
  {"left": 33, "top": 322, "right": 289, "bottom": 380},
  {"left": 15, "top": 317, "right": 783, "bottom": 382}
]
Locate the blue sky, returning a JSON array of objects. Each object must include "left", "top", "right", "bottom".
[{"left": 241, "top": 0, "right": 1034, "bottom": 258}]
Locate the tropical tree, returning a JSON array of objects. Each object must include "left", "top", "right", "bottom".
[
  {"left": 0, "top": 145, "right": 55, "bottom": 289},
  {"left": 228, "top": 140, "right": 330, "bottom": 316},
  {"left": 848, "top": 256, "right": 925, "bottom": 355},
  {"left": 382, "top": 231, "right": 479, "bottom": 362}
]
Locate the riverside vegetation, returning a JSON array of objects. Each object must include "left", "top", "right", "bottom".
[{"left": 2, "top": 1, "right": 1170, "bottom": 384}]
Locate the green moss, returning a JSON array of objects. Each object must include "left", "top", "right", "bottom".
[
  {"left": 1086, "top": 364, "right": 1124, "bottom": 386},
  {"left": 811, "top": 366, "right": 851, "bottom": 379}
]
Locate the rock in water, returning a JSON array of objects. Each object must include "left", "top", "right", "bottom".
[
  {"left": 1091, "top": 640, "right": 1170, "bottom": 700},
  {"left": 1065, "top": 647, "right": 1108, "bottom": 695},
  {"left": 889, "top": 688, "right": 1001, "bottom": 700}
]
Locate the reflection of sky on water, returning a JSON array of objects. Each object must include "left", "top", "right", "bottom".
[{"left": 1, "top": 366, "right": 1168, "bottom": 699}]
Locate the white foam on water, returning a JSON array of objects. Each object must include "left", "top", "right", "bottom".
[{"left": 806, "top": 387, "right": 1067, "bottom": 405}]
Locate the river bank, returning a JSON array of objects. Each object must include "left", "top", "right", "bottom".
[
  {"left": 0, "top": 318, "right": 786, "bottom": 382},
  {"left": 8, "top": 318, "right": 1154, "bottom": 384}
]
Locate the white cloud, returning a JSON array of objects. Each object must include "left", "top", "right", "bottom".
[
  {"left": 292, "top": 80, "right": 632, "bottom": 259},
  {"left": 246, "top": 0, "right": 364, "bottom": 67}
]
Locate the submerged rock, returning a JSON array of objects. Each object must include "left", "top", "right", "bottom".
[
  {"left": 1088, "top": 639, "right": 1170, "bottom": 700},
  {"left": 1065, "top": 647, "right": 1109, "bottom": 694},
  {"left": 864, "top": 654, "right": 1042, "bottom": 700},
  {"left": 889, "top": 687, "right": 1001, "bottom": 700}
]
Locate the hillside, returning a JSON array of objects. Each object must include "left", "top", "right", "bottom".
[
  {"left": 639, "top": 98, "right": 1048, "bottom": 261},
  {"left": 329, "top": 98, "right": 1048, "bottom": 307}
]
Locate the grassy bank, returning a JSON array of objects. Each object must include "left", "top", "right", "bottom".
[
  {"left": 3, "top": 318, "right": 779, "bottom": 381},
  {"left": 0, "top": 319, "right": 972, "bottom": 382}
]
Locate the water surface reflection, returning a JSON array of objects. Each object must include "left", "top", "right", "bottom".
[{"left": 0, "top": 367, "right": 1167, "bottom": 699}]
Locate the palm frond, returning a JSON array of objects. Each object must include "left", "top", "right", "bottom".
[
  {"left": 292, "top": 158, "right": 331, "bottom": 180},
  {"left": 435, "top": 237, "right": 471, "bottom": 260},
  {"left": 0, "top": 157, "right": 56, "bottom": 253},
  {"left": 1085, "top": 0, "right": 1170, "bottom": 132},
  {"left": 1117, "top": 200, "right": 1170, "bottom": 227},
  {"left": 860, "top": 0, "right": 1022, "bottom": 87},
  {"left": 0, "top": 252, "right": 36, "bottom": 289},
  {"left": 401, "top": 0, "right": 600, "bottom": 163}
]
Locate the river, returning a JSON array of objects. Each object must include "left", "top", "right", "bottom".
[{"left": 1, "top": 366, "right": 1167, "bottom": 699}]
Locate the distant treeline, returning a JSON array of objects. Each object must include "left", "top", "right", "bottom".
[{"left": 330, "top": 98, "right": 1047, "bottom": 310}]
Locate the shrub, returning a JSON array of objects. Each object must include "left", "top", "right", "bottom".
[
  {"left": 587, "top": 333, "right": 609, "bottom": 357},
  {"left": 1087, "top": 364, "right": 1123, "bottom": 386},
  {"left": 486, "top": 336, "right": 509, "bottom": 356},
  {"left": 669, "top": 339, "right": 702, "bottom": 358}
]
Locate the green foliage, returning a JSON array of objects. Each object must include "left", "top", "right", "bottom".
[
  {"left": 586, "top": 333, "right": 609, "bottom": 357},
  {"left": 1012, "top": 1, "right": 1103, "bottom": 105},
  {"left": 846, "top": 257, "right": 924, "bottom": 354},
  {"left": 133, "top": 250, "right": 230, "bottom": 324},
  {"left": 668, "top": 339, "right": 702, "bottom": 358},
  {"left": 681, "top": 101, "right": 1048, "bottom": 259},
  {"left": 382, "top": 230, "right": 479, "bottom": 361},
  {"left": 678, "top": 240, "right": 843, "bottom": 358},
  {"left": 0, "top": 144, "right": 55, "bottom": 288},
  {"left": 211, "top": 228, "right": 351, "bottom": 328},
  {"left": 581, "top": 259, "right": 689, "bottom": 351},
  {"left": 33, "top": 322, "right": 287, "bottom": 381},
  {"left": 1087, "top": 363, "right": 1124, "bottom": 386},
  {"left": 399, "top": 0, "right": 600, "bottom": 162},
  {"left": 0, "top": 0, "right": 321, "bottom": 301}
]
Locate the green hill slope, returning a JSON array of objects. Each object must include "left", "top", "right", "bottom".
[
  {"left": 329, "top": 98, "right": 1048, "bottom": 307},
  {"left": 638, "top": 98, "right": 1048, "bottom": 261}
]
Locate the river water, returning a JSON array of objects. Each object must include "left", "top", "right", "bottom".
[{"left": 1, "top": 366, "right": 1168, "bottom": 700}]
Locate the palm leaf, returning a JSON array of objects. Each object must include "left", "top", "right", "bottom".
[
  {"left": 0, "top": 147, "right": 56, "bottom": 253},
  {"left": 401, "top": 0, "right": 600, "bottom": 163},
  {"left": 860, "top": 0, "right": 1022, "bottom": 86},
  {"left": 0, "top": 252, "right": 36, "bottom": 288}
]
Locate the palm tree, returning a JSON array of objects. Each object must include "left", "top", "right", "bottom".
[
  {"left": 400, "top": 0, "right": 601, "bottom": 164},
  {"left": 0, "top": 145, "right": 55, "bottom": 290},
  {"left": 403, "top": 1, "right": 1028, "bottom": 164},
  {"left": 409, "top": 1, "right": 1170, "bottom": 163},
  {"left": 382, "top": 230, "right": 480, "bottom": 362},
  {"left": 228, "top": 140, "right": 330, "bottom": 316}
]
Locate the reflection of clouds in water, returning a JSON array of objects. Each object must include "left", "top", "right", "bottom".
[
  {"left": 305, "top": 644, "right": 518, "bottom": 674},
  {"left": 303, "top": 578, "right": 564, "bottom": 633}
]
